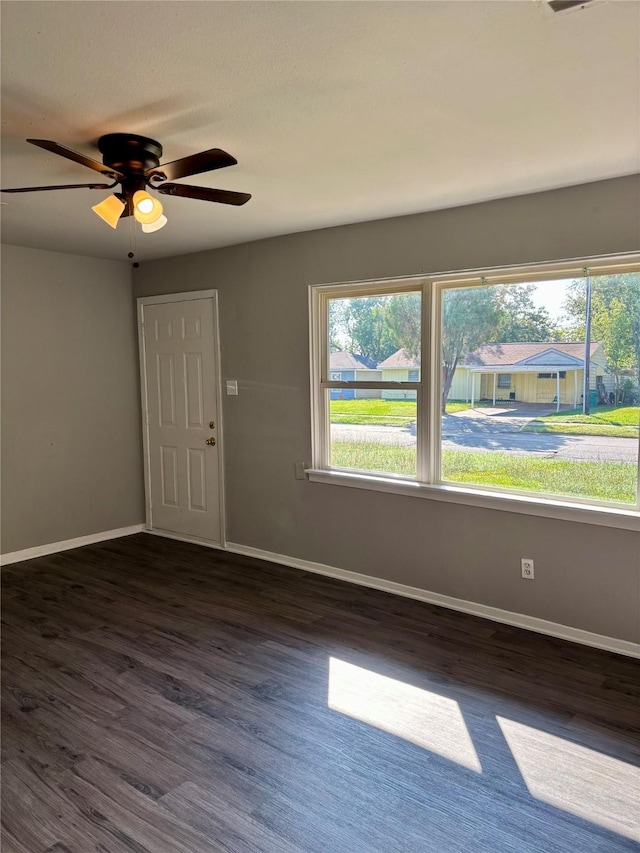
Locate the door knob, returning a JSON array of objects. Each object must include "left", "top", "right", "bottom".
[{"left": 206, "top": 437, "right": 216, "bottom": 446}]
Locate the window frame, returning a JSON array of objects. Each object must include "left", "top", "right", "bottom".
[
  {"left": 538, "top": 371, "right": 567, "bottom": 380},
  {"left": 309, "top": 255, "right": 640, "bottom": 530}
]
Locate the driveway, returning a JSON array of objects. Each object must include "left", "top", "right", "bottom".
[{"left": 331, "top": 409, "right": 639, "bottom": 464}]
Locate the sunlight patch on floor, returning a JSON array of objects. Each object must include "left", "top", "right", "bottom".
[
  {"left": 497, "top": 716, "right": 640, "bottom": 841},
  {"left": 327, "top": 657, "right": 482, "bottom": 772}
]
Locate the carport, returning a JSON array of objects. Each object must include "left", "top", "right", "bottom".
[{"left": 467, "top": 365, "right": 581, "bottom": 412}]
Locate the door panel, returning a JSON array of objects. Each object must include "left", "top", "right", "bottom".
[
  {"left": 142, "top": 297, "right": 221, "bottom": 542},
  {"left": 161, "top": 445, "right": 179, "bottom": 507},
  {"left": 184, "top": 353, "right": 204, "bottom": 428},
  {"left": 157, "top": 354, "right": 176, "bottom": 426},
  {"left": 187, "top": 448, "right": 207, "bottom": 511}
]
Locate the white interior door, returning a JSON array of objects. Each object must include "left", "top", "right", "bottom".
[{"left": 140, "top": 294, "right": 223, "bottom": 543}]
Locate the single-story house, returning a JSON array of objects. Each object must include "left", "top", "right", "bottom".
[
  {"left": 378, "top": 348, "right": 421, "bottom": 400},
  {"left": 378, "top": 342, "right": 613, "bottom": 409},
  {"left": 454, "top": 342, "right": 611, "bottom": 409},
  {"left": 329, "top": 350, "right": 381, "bottom": 399}
]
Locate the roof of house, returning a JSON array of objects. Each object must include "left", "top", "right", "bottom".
[
  {"left": 376, "top": 342, "right": 603, "bottom": 370},
  {"left": 329, "top": 350, "right": 378, "bottom": 370},
  {"left": 461, "top": 341, "right": 601, "bottom": 368},
  {"left": 377, "top": 348, "right": 421, "bottom": 369}
]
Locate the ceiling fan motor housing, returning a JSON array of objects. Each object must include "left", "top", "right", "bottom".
[
  {"left": 98, "top": 134, "right": 165, "bottom": 213},
  {"left": 98, "top": 134, "right": 163, "bottom": 177}
]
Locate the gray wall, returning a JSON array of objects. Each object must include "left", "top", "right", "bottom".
[
  {"left": 131, "top": 175, "right": 638, "bottom": 643},
  {"left": 1, "top": 245, "right": 144, "bottom": 553}
]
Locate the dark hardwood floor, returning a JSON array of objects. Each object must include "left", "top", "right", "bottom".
[{"left": 2, "top": 534, "right": 639, "bottom": 852}]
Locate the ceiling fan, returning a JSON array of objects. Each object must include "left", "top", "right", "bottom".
[{"left": 0, "top": 133, "right": 251, "bottom": 232}]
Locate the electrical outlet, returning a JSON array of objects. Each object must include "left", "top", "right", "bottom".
[
  {"left": 521, "top": 558, "right": 535, "bottom": 579},
  {"left": 294, "top": 462, "right": 307, "bottom": 480}
]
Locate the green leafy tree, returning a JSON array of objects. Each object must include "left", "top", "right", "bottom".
[
  {"left": 602, "top": 298, "right": 635, "bottom": 399},
  {"left": 563, "top": 272, "right": 640, "bottom": 390},
  {"left": 386, "top": 292, "right": 422, "bottom": 357},
  {"left": 329, "top": 295, "right": 397, "bottom": 363},
  {"left": 493, "top": 285, "right": 556, "bottom": 342},
  {"left": 441, "top": 287, "right": 501, "bottom": 412},
  {"left": 328, "top": 299, "right": 347, "bottom": 352}
]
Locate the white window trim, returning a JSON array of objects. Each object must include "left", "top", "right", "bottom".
[{"left": 309, "top": 253, "right": 640, "bottom": 530}]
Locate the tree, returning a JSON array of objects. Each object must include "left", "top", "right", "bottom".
[
  {"left": 386, "top": 292, "right": 421, "bottom": 357},
  {"left": 329, "top": 295, "right": 397, "bottom": 363},
  {"left": 493, "top": 285, "right": 556, "bottom": 342},
  {"left": 601, "top": 298, "right": 634, "bottom": 400},
  {"left": 441, "top": 287, "right": 501, "bottom": 412},
  {"left": 328, "top": 299, "right": 347, "bottom": 352},
  {"left": 563, "top": 272, "right": 640, "bottom": 391}
]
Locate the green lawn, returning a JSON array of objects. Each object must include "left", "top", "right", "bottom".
[
  {"left": 329, "top": 398, "right": 488, "bottom": 425},
  {"left": 522, "top": 423, "right": 638, "bottom": 438},
  {"left": 445, "top": 400, "right": 491, "bottom": 414},
  {"left": 330, "top": 399, "right": 417, "bottom": 426},
  {"left": 522, "top": 405, "right": 639, "bottom": 438},
  {"left": 330, "top": 442, "right": 637, "bottom": 504}
]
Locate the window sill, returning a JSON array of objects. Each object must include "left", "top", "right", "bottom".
[{"left": 306, "top": 469, "right": 640, "bottom": 531}]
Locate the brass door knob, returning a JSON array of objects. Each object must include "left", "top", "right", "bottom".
[{"left": 206, "top": 437, "right": 216, "bottom": 446}]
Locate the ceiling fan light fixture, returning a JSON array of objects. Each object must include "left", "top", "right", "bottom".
[
  {"left": 133, "top": 190, "right": 163, "bottom": 224},
  {"left": 8, "top": 135, "right": 250, "bottom": 241},
  {"left": 91, "top": 193, "right": 125, "bottom": 229},
  {"left": 141, "top": 214, "right": 168, "bottom": 234}
]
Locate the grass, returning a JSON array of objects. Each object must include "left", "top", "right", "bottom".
[
  {"left": 330, "top": 442, "right": 637, "bottom": 504},
  {"left": 445, "top": 400, "right": 491, "bottom": 414},
  {"left": 330, "top": 399, "right": 417, "bottom": 426},
  {"left": 329, "top": 398, "right": 488, "bottom": 425},
  {"left": 522, "top": 405, "right": 639, "bottom": 438},
  {"left": 523, "top": 423, "right": 638, "bottom": 438}
]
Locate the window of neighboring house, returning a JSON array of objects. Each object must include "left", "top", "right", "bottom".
[{"left": 310, "top": 258, "right": 640, "bottom": 519}]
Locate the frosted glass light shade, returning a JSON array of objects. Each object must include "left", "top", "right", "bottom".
[
  {"left": 133, "top": 190, "right": 163, "bottom": 224},
  {"left": 91, "top": 194, "right": 125, "bottom": 229},
  {"left": 141, "top": 214, "right": 168, "bottom": 233}
]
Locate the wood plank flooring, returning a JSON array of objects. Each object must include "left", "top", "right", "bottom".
[{"left": 2, "top": 533, "right": 639, "bottom": 852}]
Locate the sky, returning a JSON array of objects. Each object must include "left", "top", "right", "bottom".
[{"left": 530, "top": 279, "right": 573, "bottom": 322}]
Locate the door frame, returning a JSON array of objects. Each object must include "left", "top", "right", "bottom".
[{"left": 137, "top": 290, "right": 226, "bottom": 547}]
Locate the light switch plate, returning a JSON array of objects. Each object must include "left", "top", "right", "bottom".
[{"left": 225, "top": 380, "right": 238, "bottom": 396}]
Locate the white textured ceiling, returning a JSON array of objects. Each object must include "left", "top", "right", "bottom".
[{"left": 1, "top": 1, "right": 639, "bottom": 262}]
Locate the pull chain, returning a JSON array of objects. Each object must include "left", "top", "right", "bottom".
[{"left": 127, "top": 203, "right": 139, "bottom": 267}]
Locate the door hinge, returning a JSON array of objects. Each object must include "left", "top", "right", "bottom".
[
  {"left": 140, "top": 322, "right": 146, "bottom": 336},
  {"left": 148, "top": 498, "right": 153, "bottom": 510}
]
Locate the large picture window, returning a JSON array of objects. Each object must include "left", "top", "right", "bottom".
[{"left": 310, "top": 258, "right": 640, "bottom": 518}]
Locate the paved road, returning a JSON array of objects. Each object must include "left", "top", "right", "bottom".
[{"left": 331, "top": 419, "right": 639, "bottom": 463}]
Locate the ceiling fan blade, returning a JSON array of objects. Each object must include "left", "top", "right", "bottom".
[
  {"left": 27, "top": 139, "right": 123, "bottom": 179},
  {"left": 147, "top": 148, "right": 237, "bottom": 182},
  {"left": 1, "top": 182, "right": 114, "bottom": 193},
  {"left": 155, "top": 182, "right": 251, "bottom": 206}
]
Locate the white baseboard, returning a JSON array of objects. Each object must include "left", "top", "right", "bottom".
[
  {"left": 11, "top": 524, "right": 637, "bottom": 659},
  {"left": 224, "top": 541, "right": 640, "bottom": 660},
  {"left": 0, "top": 525, "right": 145, "bottom": 566},
  {"left": 142, "top": 528, "right": 223, "bottom": 549}
]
